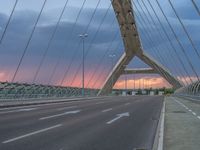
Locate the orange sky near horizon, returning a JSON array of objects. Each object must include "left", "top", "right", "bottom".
[
  {"left": 113, "top": 77, "right": 171, "bottom": 89},
  {"left": 0, "top": 70, "right": 179, "bottom": 89}
]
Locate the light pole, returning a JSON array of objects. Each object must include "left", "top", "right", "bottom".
[
  {"left": 123, "top": 65, "right": 128, "bottom": 96},
  {"left": 109, "top": 54, "right": 116, "bottom": 93},
  {"left": 79, "top": 33, "right": 88, "bottom": 97}
]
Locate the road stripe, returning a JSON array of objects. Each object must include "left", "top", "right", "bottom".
[
  {"left": 0, "top": 96, "right": 111, "bottom": 111},
  {"left": 173, "top": 97, "right": 200, "bottom": 121},
  {"left": 102, "top": 108, "right": 112, "bottom": 113},
  {"left": 124, "top": 103, "right": 130, "bottom": 106},
  {"left": 39, "top": 110, "right": 81, "bottom": 120},
  {"left": 0, "top": 108, "right": 37, "bottom": 114},
  {"left": 57, "top": 106, "right": 77, "bottom": 111},
  {"left": 2, "top": 124, "right": 62, "bottom": 144},
  {"left": 192, "top": 112, "right": 196, "bottom": 116},
  {"left": 95, "top": 102, "right": 104, "bottom": 105}
]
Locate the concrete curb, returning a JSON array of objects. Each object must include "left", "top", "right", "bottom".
[{"left": 152, "top": 100, "right": 165, "bottom": 150}]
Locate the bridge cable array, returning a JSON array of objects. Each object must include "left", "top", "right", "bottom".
[
  {"left": 11, "top": 0, "right": 48, "bottom": 82},
  {"left": 0, "top": 0, "right": 199, "bottom": 94}
]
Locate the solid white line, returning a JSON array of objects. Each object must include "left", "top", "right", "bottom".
[
  {"left": 0, "top": 96, "right": 110, "bottom": 111},
  {"left": 0, "top": 108, "right": 37, "bottom": 114},
  {"left": 157, "top": 101, "right": 165, "bottom": 150},
  {"left": 2, "top": 124, "right": 62, "bottom": 144},
  {"left": 102, "top": 108, "right": 112, "bottom": 113},
  {"left": 39, "top": 110, "right": 81, "bottom": 120},
  {"left": 57, "top": 106, "right": 77, "bottom": 111}
]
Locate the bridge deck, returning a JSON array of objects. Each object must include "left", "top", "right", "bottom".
[{"left": 0, "top": 96, "right": 163, "bottom": 150}]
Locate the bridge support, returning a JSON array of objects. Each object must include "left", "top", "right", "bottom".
[{"left": 98, "top": 0, "right": 182, "bottom": 96}]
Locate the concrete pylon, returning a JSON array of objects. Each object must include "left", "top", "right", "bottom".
[{"left": 97, "top": 0, "right": 182, "bottom": 96}]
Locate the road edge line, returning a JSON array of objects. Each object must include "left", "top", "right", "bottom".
[{"left": 152, "top": 99, "right": 165, "bottom": 150}]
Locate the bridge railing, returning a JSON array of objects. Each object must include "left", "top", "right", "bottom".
[
  {"left": 0, "top": 82, "right": 99, "bottom": 100},
  {"left": 175, "top": 81, "right": 200, "bottom": 99}
]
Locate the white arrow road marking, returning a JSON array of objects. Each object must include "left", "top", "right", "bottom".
[
  {"left": 2, "top": 124, "right": 62, "bottom": 144},
  {"left": 39, "top": 110, "right": 81, "bottom": 120},
  {"left": 0, "top": 108, "right": 37, "bottom": 114},
  {"left": 102, "top": 108, "right": 112, "bottom": 113},
  {"left": 106, "top": 112, "right": 130, "bottom": 124}
]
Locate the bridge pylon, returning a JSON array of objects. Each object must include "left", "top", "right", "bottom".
[{"left": 98, "top": 0, "right": 182, "bottom": 96}]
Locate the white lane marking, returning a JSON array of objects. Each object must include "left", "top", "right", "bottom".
[
  {"left": 57, "top": 106, "right": 77, "bottom": 111},
  {"left": 95, "top": 102, "right": 104, "bottom": 105},
  {"left": 0, "top": 96, "right": 110, "bottom": 111},
  {"left": 173, "top": 97, "right": 200, "bottom": 121},
  {"left": 106, "top": 112, "right": 130, "bottom": 124},
  {"left": 157, "top": 101, "right": 165, "bottom": 150},
  {"left": 39, "top": 110, "right": 81, "bottom": 120},
  {"left": 2, "top": 124, "right": 62, "bottom": 144},
  {"left": 124, "top": 103, "right": 130, "bottom": 106},
  {"left": 19, "top": 108, "right": 37, "bottom": 111},
  {"left": 0, "top": 108, "right": 37, "bottom": 114},
  {"left": 102, "top": 108, "right": 112, "bottom": 113},
  {"left": 192, "top": 112, "right": 196, "bottom": 116}
]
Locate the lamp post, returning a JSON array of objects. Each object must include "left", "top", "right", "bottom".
[
  {"left": 123, "top": 65, "right": 128, "bottom": 96},
  {"left": 79, "top": 33, "right": 88, "bottom": 97},
  {"left": 109, "top": 54, "right": 116, "bottom": 93}
]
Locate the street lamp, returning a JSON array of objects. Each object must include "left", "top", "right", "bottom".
[
  {"left": 123, "top": 65, "right": 128, "bottom": 96},
  {"left": 109, "top": 54, "right": 116, "bottom": 92},
  {"left": 79, "top": 33, "right": 88, "bottom": 97}
]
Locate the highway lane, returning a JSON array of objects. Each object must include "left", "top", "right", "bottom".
[{"left": 0, "top": 96, "right": 163, "bottom": 150}]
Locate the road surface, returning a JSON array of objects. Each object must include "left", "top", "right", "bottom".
[{"left": 0, "top": 96, "right": 163, "bottom": 150}]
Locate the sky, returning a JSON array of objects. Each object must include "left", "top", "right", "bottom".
[{"left": 0, "top": 0, "right": 199, "bottom": 89}]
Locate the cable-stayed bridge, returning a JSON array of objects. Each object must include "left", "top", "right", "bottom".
[{"left": 0, "top": 0, "right": 199, "bottom": 150}]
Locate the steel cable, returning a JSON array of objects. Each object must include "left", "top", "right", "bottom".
[
  {"left": 32, "top": 0, "right": 70, "bottom": 84},
  {"left": 155, "top": 0, "right": 200, "bottom": 81},
  {"left": 142, "top": 0, "right": 190, "bottom": 85},
  {"left": 60, "top": 2, "right": 112, "bottom": 86},
  {"left": 11, "top": 0, "right": 48, "bottom": 82},
  {"left": 146, "top": 0, "right": 192, "bottom": 85},
  {"left": 0, "top": 0, "right": 18, "bottom": 44},
  {"left": 168, "top": 0, "right": 200, "bottom": 60},
  {"left": 49, "top": 0, "right": 101, "bottom": 86}
]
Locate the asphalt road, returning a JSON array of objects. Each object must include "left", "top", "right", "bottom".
[{"left": 0, "top": 96, "right": 163, "bottom": 150}]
